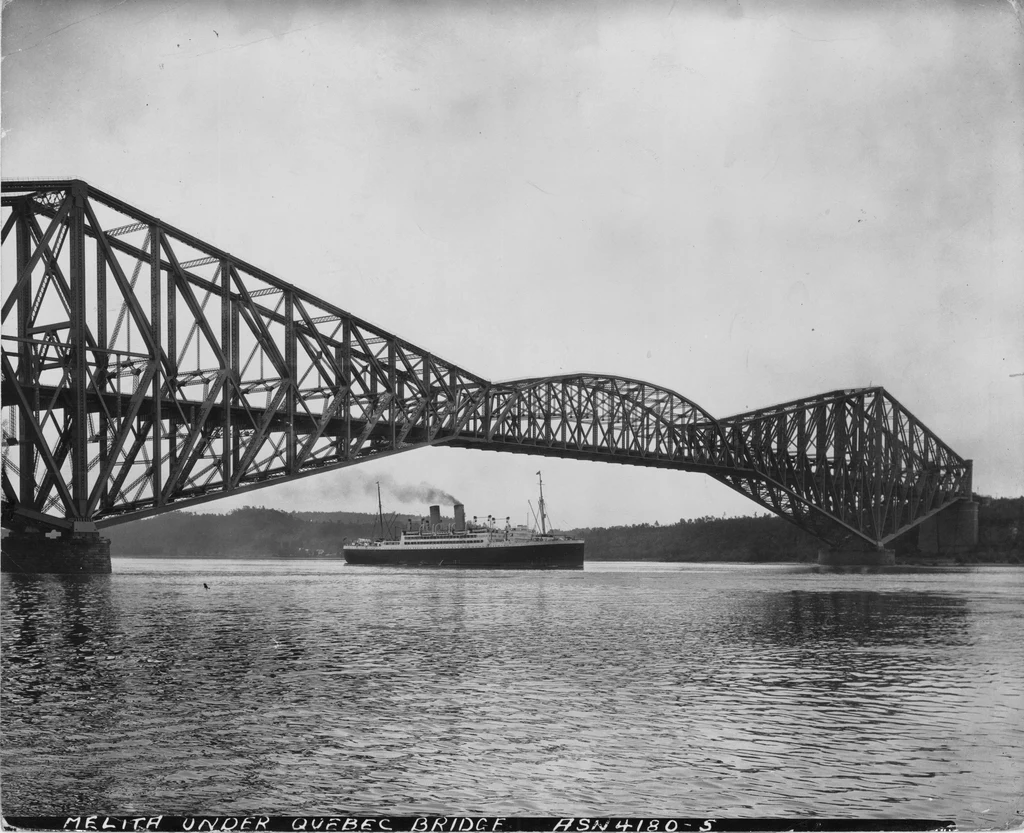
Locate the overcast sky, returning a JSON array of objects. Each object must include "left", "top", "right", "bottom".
[{"left": 2, "top": 0, "right": 1022, "bottom": 528}]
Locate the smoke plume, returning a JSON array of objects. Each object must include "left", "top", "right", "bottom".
[
  {"left": 329, "top": 471, "right": 460, "bottom": 507},
  {"left": 373, "top": 473, "right": 460, "bottom": 507},
  {"left": 267, "top": 469, "right": 460, "bottom": 513}
]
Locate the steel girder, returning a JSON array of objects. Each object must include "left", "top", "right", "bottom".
[
  {"left": 1, "top": 180, "right": 489, "bottom": 531},
  {"left": 447, "top": 374, "right": 734, "bottom": 471},
  {"left": 1, "top": 180, "right": 972, "bottom": 548},
  {"left": 447, "top": 380, "right": 973, "bottom": 548},
  {"left": 711, "top": 388, "right": 973, "bottom": 548}
]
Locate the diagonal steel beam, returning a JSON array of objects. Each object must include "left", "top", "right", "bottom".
[
  {"left": 1, "top": 353, "right": 76, "bottom": 516},
  {"left": 161, "top": 369, "right": 229, "bottom": 503},
  {"left": 85, "top": 362, "right": 159, "bottom": 516},
  {"left": 2, "top": 194, "right": 72, "bottom": 323}
]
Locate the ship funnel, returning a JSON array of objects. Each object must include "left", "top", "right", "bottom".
[
  {"left": 454, "top": 504, "right": 466, "bottom": 532},
  {"left": 429, "top": 505, "right": 441, "bottom": 529}
]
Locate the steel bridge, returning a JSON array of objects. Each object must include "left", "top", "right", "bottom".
[{"left": 1, "top": 179, "right": 973, "bottom": 554}]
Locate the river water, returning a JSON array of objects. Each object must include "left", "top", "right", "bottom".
[{"left": 1, "top": 560, "right": 1021, "bottom": 828}]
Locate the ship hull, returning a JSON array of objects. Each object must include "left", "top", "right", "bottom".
[{"left": 343, "top": 540, "right": 584, "bottom": 569}]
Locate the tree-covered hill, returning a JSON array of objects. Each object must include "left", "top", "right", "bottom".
[
  {"left": 566, "top": 513, "right": 822, "bottom": 562},
  {"left": 105, "top": 506, "right": 381, "bottom": 557},
  {"left": 568, "top": 496, "right": 1021, "bottom": 562},
  {"left": 103, "top": 495, "right": 1022, "bottom": 561}
]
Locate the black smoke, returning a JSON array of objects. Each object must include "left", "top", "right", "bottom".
[
  {"left": 327, "top": 471, "right": 460, "bottom": 507},
  {"left": 373, "top": 473, "right": 460, "bottom": 507}
]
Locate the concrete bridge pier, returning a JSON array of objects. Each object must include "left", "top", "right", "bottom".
[
  {"left": 817, "top": 546, "right": 896, "bottom": 568},
  {"left": 1, "top": 524, "right": 112, "bottom": 574}
]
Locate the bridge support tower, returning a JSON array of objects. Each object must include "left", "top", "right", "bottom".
[{"left": 1, "top": 525, "right": 112, "bottom": 574}]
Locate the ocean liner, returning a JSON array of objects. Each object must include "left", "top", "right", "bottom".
[{"left": 343, "top": 474, "right": 584, "bottom": 569}]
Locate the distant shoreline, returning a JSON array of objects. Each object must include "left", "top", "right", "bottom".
[
  {"left": 88, "top": 497, "right": 1022, "bottom": 564},
  {"left": 109, "top": 551, "right": 1021, "bottom": 565}
]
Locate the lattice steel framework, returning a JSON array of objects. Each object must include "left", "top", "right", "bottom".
[
  {"left": 712, "top": 388, "right": 973, "bottom": 547},
  {"left": 1, "top": 180, "right": 972, "bottom": 548}
]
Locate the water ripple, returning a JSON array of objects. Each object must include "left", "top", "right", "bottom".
[{"left": 2, "top": 561, "right": 1022, "bottom": 827}]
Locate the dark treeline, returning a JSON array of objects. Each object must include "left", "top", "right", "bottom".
[
  {"left": 972, "top": 495, "right": 1024, "bottom": 556},
  {"left": 569, "top": 495, "right": 1023, "bottom": 563},
  {"left": 568, "top": 514, "right": 821, "bottom": 562},
  {"left": 106, "top": 496, "right": 1022, "bottom": 561},
  {"left": 106, "top": 507, "right": 383, "bottom": 557}
]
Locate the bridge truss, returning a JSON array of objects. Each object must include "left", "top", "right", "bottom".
[{"left": 1, "top": 180, "right": 972, "bottom": 549}]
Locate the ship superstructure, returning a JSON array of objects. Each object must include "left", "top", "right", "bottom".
[{"left": 342, "top": 476, "right": 584, "bottom": 569}]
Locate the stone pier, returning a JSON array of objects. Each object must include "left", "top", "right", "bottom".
[
  {"left": 1, "top": 529, "right": 112, "bottom": 574},
  {"left": 817, "top": 547, "right": 896, "bottom": 568},
  {"left": 918, "top": 499, "right": 979, "bottom": 556}
]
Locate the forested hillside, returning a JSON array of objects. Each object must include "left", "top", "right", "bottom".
[
  {"left": 568, "top": 496, "right": 1022, "bottom": 562},
  {"left": 105, "top": 506, "right": 382, "bottom": 557},
  {"left": 104, "top": 495, "right": 1022, "bottom": 561},
  {"left": 567, "top": 514, "right": 821, "bottom": 562}
]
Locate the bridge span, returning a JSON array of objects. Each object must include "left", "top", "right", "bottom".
[{"left": 1, "top": 180, "right": 974, "bottom": 571}]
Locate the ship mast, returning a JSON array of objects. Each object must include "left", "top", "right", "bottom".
[
  {"left": 376, "top": 481, "right": 385, "bottom": 540},
  {"left": 537, "top": 471, "right": 547, "bottom": 535}
]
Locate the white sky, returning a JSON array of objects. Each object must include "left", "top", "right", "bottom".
[{"left": 2, "top": 0, "right": 1022, "bottom": 528}]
